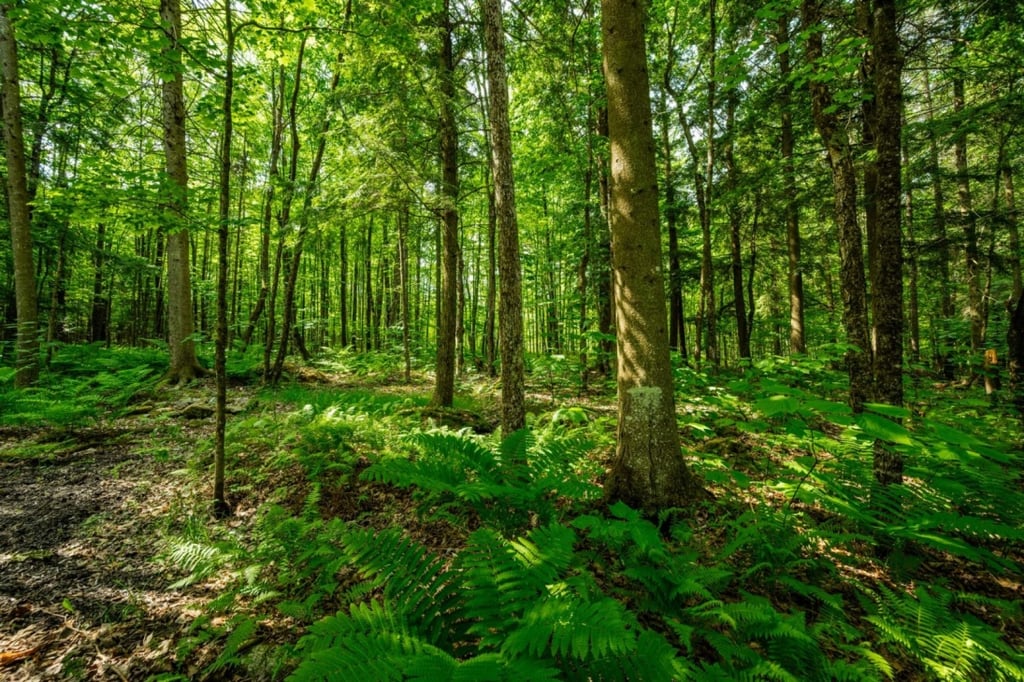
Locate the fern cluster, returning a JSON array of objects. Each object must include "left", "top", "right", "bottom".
[{"left": 362, "top": 428, "right": 602, "bottom": 534}]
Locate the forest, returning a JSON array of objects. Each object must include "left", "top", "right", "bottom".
[{"left": 1, "top": 0, "right": 1023, "bottom": 679}]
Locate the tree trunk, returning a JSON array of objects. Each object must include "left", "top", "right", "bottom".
[
  {"left": 242, "top": 67, "right": 284, "bottom": 350},
  {"left": 776, "top": 12, "right": 806, "bottom": 354},
  {"left": 1, "top": 3, "right": 39, "bottom": 386},
  {"left": 868, "top": 0, "right": 904, "bottom": 485},
  {"left": 602, "top": 0, "right": 699, "bottom": 514},
  {"left": 398, "top": 203, "right": 412, "bottom": 382},
  {"left": 160, "top": 0, "right": 204, "bottom": 383},
  {"left": 658, "top": 90, "right": 685, "bottom": 357},
  {"left": 90, "top": 222, "right": 109, "bottom": 343},
  {"left": 725, "top": 90, "right": 750, "bottom": 360},
  {"left": 212, "top": 0, "right": 234, "bottom": 517},
  {"left": 802, "top": 0, "right": 872, "bottom": 412},
  {"left": 1008, "top": 294, "right": 1024, "bottom": 424},
  {"left": 953, "top": 75, "right": 983, "bottom": 356},
  {"left": 483, "top": 0, "right": 525, "bottom": 432},
  {"left": 432, "top": 0, "right": 460, "bottom": 408}
]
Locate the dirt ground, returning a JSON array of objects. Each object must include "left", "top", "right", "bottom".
[{"left": 0, "top": 417, "right": 210, "bottom": 681}]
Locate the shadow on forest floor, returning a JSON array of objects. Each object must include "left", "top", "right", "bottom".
[{"left": 0, "top": 419, "right": 210, "bottom": 680}]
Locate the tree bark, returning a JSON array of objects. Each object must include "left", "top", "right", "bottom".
[
  {"left": 868, "top": 0, "right": 904, "bottom": 485},
  {"left": 602, "top": 0, "right": 699, "bottom": 514},
  {"left": 160, "top": 0, "right": 204, "bottom": 383},
  {"left": 432, "top": 0, "right": 460, "bottom": 408},
  {"left": 482, "top": 0, "right": 525, "bottom": 432},
  {"left": 1, "top": 3, "right": 38, "bottom": 386},
  {"left": 776, "top": 12, "right": 806, "bottom": 354},
  {"left": 211, "top": 0, "right": 236, "bottom": 517},
  {"left": 802, "top": 0, "right": 872, "bottom": 412}
]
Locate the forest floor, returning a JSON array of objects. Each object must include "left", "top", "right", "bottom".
[
  {"left": 0, "top": 388, "right": 232, "bottom": 681},
  {"left": 1, "top": 359, "right": 1022, "bottom": 681}
]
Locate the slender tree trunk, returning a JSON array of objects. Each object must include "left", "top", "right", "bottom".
[
  {"left": 904, "top": 116, "right": 920, "bottom": 363},
  {"left": 212, "top": 0, "right": 234, "bottom": 517},
  {"left": 701, "top": 0, "right": 719, "bottom": 367},
  {"left": 602, "top": 0, "right": 699, "bottom": 513},
  {"left": 596, "top": 106, "right": 614, "bottom": 377},
  {"left": 869, "top": 0, "right": 904, "bottom": 485},
  {"left": 802, "top": 0, "right": 871, "bottom": 412},
  {"left": 953, "top": 75, "right": 983, "bottom": 356},
  {"left": 160, "top": 0, "right": 204, "bottom": 383},
  {"left": 90, "top": 222, "right": 109, "bottom": 343},
  {"left": 1, "top": 3, "right": 38, "bottom": 386},
  {"left": 483, "top": 0, "right": 525, "bottom": 431},
  {"left": 999, "top": 143, "right": 1021, "bottom": 303},
  {"left": 725, "top": 90, "right": 749, "bottom": 360},
  {"left": 398, "top": 204, "right": 412, "bottom": 381},
  {"left": 340, "top": 225, "right": 349, "bottom": 347},
  {"left": 658, "top": 91, "right": 685, "bottom": 356},
  {"left": 432, "top": 0, "right": 460, "bottom": 408},
  {"left": 1008, "top": 294, "right": 1024, "bottom": 425},
  {"left": 242, "top": 70, "right": 283, "bottom": 349},
  {"left": 269, "top": 18, "right": 348, "bottom": 382},
  {"left": 776, "top": 12, "right": 806, "bottom": 354}
]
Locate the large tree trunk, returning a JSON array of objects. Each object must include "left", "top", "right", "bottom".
[
  {"left": 601, "top": 0, "right": 699, "bottom": 514},
  {"left": 776, "top": 12, "right": 806, "bottom": 354},
  {"left": 1, "top": 3, "right": 38, "bottom": 386},
  {"left": 869, "top": 0, "right": 905, "bottom": 485},
  {"left": 160, "top": 0, "right": 204, "bottom": 383},
  {"left": 802, "top": 0, "right": 872, "bottom": 412},
  {"left": 432, "top": 0, "right": 460, "bottom": 408},
  {"left": 483, "top": 0, "right": 525, "bottom": 432}
]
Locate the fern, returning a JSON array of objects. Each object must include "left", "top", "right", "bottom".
[
  {"left": 363, "top": 428, "right": 600, "bottom": 534},
  {"left": 865, "top": 584, "right": 1024, "bottom": 681}
]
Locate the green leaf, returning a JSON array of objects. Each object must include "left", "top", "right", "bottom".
[{"left": 857, "top": 412, "right": 913, "bottom": 445}]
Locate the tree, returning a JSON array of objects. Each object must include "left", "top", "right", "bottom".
[
  {"left": 0, "top": 3, "right": 38, "bottom": 386},
  {"left": 482, "top": 0, "right": 525, "bottom": 433},
  {"left": 159, "top": 0, "right": 204, "bottom": 383},
  {"left": 868, "top": 0, "right": 905, "bottom": 484},
  {"left": 432, "top": 0, "right": 459, "bottom": 409},
  {"left": 801, "top": 0, "right": 871, "bottom": 412},
  {"left": 601, "top": 0, "right": 700, "bottom": 514}
]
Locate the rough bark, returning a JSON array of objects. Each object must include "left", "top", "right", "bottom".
[
  {"left": 802, "top": 0, "right": 871, "bottom": 412},
  {"left": 482, "top": 0, "right": 525, "bottom": 432},
  {"left": 601, "top": 0, "right": 699, "bottom": 514},
  {"left": 869, "top": 0, "right": 904, "bottom": 485},
  {"left": 432, "top": 0, "right": 460, "bottom": 409},
  {"left": 160, "top": 0, "right": 204, "bottom": 383},
  {"left": 1, "top": 3, "right": 38, "bottom": 386}
]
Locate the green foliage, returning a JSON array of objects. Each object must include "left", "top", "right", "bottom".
[
  {"left": 865, "top": 584, "right": 1024, "bottom": 681},
  {"left": 0, "top": 345, "right": 163, "bottom": 426},
  {"left": 361, "top": 428, "right": 602, "bottom": 533}
]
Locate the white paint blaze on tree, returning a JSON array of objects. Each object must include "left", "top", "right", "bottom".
[{"left": 601, "top": 0, "right": 700, "bottom": 514}]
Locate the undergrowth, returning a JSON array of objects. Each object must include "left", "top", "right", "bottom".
[{"left": 155, "top": 350, "right": 1024, "bottom": 681}]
